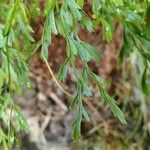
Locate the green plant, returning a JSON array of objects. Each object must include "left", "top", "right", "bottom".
[{"left": 0, "top": 0, "right": 150, "bottom": 149}]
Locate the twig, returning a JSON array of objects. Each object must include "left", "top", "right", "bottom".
[
  {"left": 43, "top": 56, "right": 73, "bottom": 98},
  {"left": 49, "top": 92, "right": 68, "bottom": 111},
  {"left": 41, "top": 111, "right": 51, "bottom": 132}
]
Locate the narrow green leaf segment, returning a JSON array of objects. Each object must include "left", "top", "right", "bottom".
[
  {"left": 0, "top": 0, "right": 150, "bottom": 148},
  {"left": 0, "top": 0, "right": 32, "bottom": 149}
]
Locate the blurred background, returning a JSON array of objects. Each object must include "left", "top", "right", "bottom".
[{"left": 10, "top": 1, "right": 150, "bottom": 150}]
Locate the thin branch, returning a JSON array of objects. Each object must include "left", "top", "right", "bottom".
[
  {"left": 43, "top": 56, "right": 73, "bottom": 98},
  {"left": 43, "top": 56, "right": 108, "bottom": 126}
]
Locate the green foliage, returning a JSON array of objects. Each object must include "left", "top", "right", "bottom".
[{"left": 0, "top": 0, "right": 150, "bottom": 149}]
